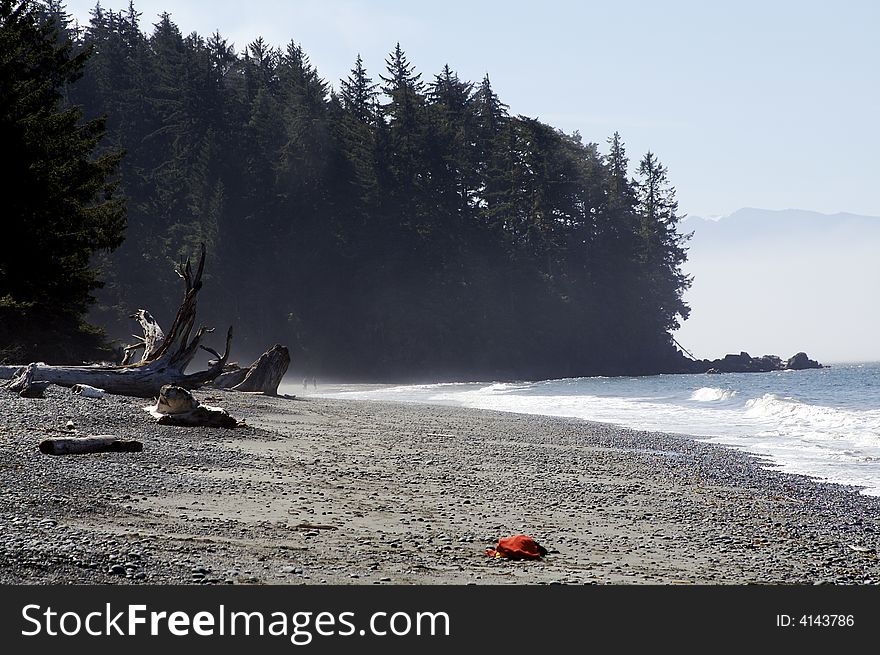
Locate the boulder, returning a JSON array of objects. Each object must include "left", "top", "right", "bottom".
[
  {"left": 686, "top": 352, "right": 816, "bottom": 374},
  {"left": 715, "top": 352, "right": 781, "bottom": 373},
  {"left": 785, "top": 352, "right": 822, "bottom": 370}
]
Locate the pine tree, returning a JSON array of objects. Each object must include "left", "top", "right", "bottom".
[
  {"left": 206, "top": 30, "right": 236, "bottom": 82},
  {"left": 377, "top": 43, "right": 429, "bottom": 236},
  {"left": 604, "top": 131, "right": 636, "bottom": 216},
  {"left": 337, "top": 55, "right": 379, "bottom": 205},
  {"left": 379, "top": 43, "right": 425, "bottom": 128},
  {"left": 243, "top": 36, "right": 279, "bottom": 102},
  {"left": 427, "top": 64, "right": 476, "bottom": 212},
  {"left": 278, "top": 40, "right": 327, "bottom": 115},
  {"left": 473, "top": 75, "right": 509, "bottom": 220},
  {"left": 635, "top": 151, "right": 692, "bottom": 333},
  {"left": 0, "top": 0, "right": 125, "bottom": 362},
  {"left": 473, "top": 74, "right": 508, "bottom": 139},
  {"left": 340, "top": 53, "right": 377, "bottom": 125}
]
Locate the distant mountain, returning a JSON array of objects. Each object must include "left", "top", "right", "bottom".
[
  {"left": 681, "top": 207, "right": 880, "bottom": 244},
  {"left": 674, "top": 208, "right": 880, "bottom": 364}
]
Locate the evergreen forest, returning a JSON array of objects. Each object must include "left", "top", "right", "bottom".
[{"left": 1, "top": 1, "right": 694, "bottom": 381}]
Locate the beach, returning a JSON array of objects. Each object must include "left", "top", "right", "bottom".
[{"left": 1, "top": 385, "right": 878, "bottom": 585}]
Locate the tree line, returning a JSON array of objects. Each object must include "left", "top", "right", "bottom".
[{"left": 2, "top": 0, "right": 693, "bottom": 380}]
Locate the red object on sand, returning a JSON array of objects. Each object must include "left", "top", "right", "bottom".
[{"left": 485, "top": 534, "right": 548, "bottom": 560}]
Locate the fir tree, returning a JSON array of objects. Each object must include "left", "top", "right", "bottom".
[
  {"left": 379, "top": 42, "right": 425, "bottom": 128},
  {"left": 0, "top": 0, "right": 125, "bottom": 362},
  {"left": 635, "top": 151, "right": 692, "bottom": 333},
  {"left": 340, "top": 53, "right": 377, "bottom": 125}
]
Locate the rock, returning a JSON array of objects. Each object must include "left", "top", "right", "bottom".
[
  {"left": 108, "top": 564, "right": 126, "bottom": 575},
  {"left": 785, "top": 352, "right": 822, "bottom": 370},
  {"left": 715, "top": 352, "right": 782, "bottom": 373},
  {"left": 685, "top": 351, "right": 821, "bottom": 374}
]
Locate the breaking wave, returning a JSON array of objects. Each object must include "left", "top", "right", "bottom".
[
  {"left": 292, "top": 363, "right": 880, "bottom": 495},
  {"left": 690, "top": 387, "right": 737, "bottom": 402}
]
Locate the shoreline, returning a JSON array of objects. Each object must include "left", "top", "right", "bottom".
[
  {"left": 1, "top": 386, "right": 879, "bottom": 585},
  {"left": 296, "top": 368, "right": 880, "bottom": 498}
]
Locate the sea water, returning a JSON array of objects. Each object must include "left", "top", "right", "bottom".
[{"left": 281, "top": 362, "right": 880, "bottom": 496}]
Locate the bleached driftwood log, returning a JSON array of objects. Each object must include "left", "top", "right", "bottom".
[
  {"left": 2, "top": 363, "right": 51, "bottom": 398},
  {"left": 233, "top": 344, "right": 290, "bottom": 395},
  {"left": 211, "top": 344, "right": 290, "bottom": 395},
  {"left": 120, "top": 309, "right": 165, "bottom": 365},
  {"left": 144, "top": 384, "right": 238, "bottom": 428},
  {"left": 39, "top": 435, "right": 143, "bottom": 455},
  {"left": 210, "top": 363, "right": 250, "bottom": 389},
  {"left": 0, "top": 244, "right": 232, "bottom": 398},
  {"left": 71, "top": 383, "right": 105, "bottom": 398}
]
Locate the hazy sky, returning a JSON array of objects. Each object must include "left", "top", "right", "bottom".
[
  {"left": 676, "top": 209, "right": 880, "bottom": 364},
  {"left": 61, "top": 0, "right": 879, "bottom": 220}
]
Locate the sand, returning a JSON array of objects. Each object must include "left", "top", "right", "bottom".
[{"left": 1, "top": 385, "right": 879, "bottom": 585}]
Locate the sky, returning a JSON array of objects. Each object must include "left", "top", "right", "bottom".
[
  {"left": 61, "top": 0, "right": 880, "bottom": 220},
  {"left": 676, "top": 209, "right": 880, "bottom": 363}
]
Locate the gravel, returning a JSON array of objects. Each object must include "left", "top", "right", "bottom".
[{"left": 0, "top": 383, "right": 878, "bottom": 585}]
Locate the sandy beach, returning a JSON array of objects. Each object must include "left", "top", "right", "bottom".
[{"left": 1, "top": 384, "right": 879, "bottom": 585}]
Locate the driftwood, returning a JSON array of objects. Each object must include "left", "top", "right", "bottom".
[
  {"left": 39, "top": 435, "right": 143, "bottom": 455},
  {"left": 233, "top": 344, "right": 290, "bottom": 394},
  {"left": 3, "top": 363, "right": 51, "bottom": 398},
  {"left": 144, "top": 384, "right": 238, "bottom": 428},
  {"left": 120, "top": 309, "right": 165, "bottom": 365},
  {"left": 211, "top": 363, "right": 250, "bottom": 389},
  {"left": 0, "top": 244, "right": 232, "bottom": 398},
  {"left": 212, "top": 344, "right": 290, "bottom": 395},
  {"left": 294, "top": 523, "right": 338, "bottom": 531},
  {"left": 71, "top": 383, "right": 105, "bottom": 398}
]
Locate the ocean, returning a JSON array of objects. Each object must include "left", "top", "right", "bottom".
[{"left": 281, "top": 362, "right": 880, "bottom": 496}]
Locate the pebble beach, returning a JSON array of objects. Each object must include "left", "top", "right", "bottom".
[{"left": 1, "top": 385, "right": 879, "bottom": 585}]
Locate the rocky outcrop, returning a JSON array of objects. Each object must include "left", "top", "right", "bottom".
[
  {"left": 679, "top": 351, "right": 823, "bottom": 374},
  {"left": 784, "top": 352, "right": 822, "bottom": 370}
]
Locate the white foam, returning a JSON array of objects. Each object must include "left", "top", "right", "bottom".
[
  {"left": 690, "top": 387, "right": 737, "bottom": 402},
  {"left": 300, "top": 366, "right": 880, "bottom": 495}
]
